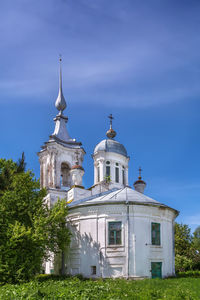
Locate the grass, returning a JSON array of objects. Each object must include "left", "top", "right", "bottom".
[{"left": 1, "top": 276, "right": 200, "bottom": 299}]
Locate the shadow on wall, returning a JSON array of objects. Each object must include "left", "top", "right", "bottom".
[{"left": 66, "top": 224, "right": 115, "bottom": 278}]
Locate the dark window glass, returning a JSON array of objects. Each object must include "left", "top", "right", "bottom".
[
  {"left": 109, "top": 222, "right": 122, "bottom": 245},
  {"left": 115, "top": 167, "right": 119, "bottom": 183},
  {"left": 106, "top": 161, "right": 110, "bottom": 165},
  {"left": 122, "top": 169, "right": 125, "bottom": 185},
  {"left": 97, "top": 167, "right": 100, "bottom": 182},
  {"left": 151, "top": 222, "right": 161, "bottom": 245},
  {"left": 106, "top": 166, "right": 110, "bottom": 177}
]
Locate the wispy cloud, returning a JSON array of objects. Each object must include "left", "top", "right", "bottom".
[{"left": 1, "top": 0, "right": 200, "bottom": 107}]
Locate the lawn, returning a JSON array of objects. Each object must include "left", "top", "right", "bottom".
[{"left": 1, "top": 276, "right": 200, "bottom": 299}]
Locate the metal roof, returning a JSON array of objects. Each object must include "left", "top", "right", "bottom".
[
  {"left": 94, "top": 139, "right": 128, "bottom": 157},
  {"left": 68, "top": 186, "right": 179, "bottom": 215}
]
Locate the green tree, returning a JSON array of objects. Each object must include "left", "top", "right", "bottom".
[
  {"left": 175, "top": 223, "right": 191, "bottom": 257},
  {"left": 191, "top": 226, "right": 200, "bottom": 270},
  {"left": 16, "top": 151, "right": 26, "bottom": 173},
  {"left": 175, "top": 223, "right": 200, "bottom": 272},
  {"left": 0, "top": 157, "right": 70, "bottom": 283},
  {"left": 193, "top": 226, "right": 200, "bottom": 249},
  {"left": 175, "top": 223, "right": 193, "bottom": 272}
]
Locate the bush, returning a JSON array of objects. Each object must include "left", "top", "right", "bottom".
[
  {"left": 175, "top": 254, "right": 193, "bottom": 272},
  {"left": 177, "top": 270, "right": 200, "bottom": 278}
]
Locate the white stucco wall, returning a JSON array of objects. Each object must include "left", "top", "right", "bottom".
[{"left": 64, "top": 202, "right": 176, "bottom": 279}]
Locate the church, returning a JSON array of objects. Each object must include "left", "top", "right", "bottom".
[{"left": 38, "top": 60, "right": 179, "bottom": 279}]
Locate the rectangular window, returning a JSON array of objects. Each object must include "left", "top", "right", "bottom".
[
  {"left": 122, "top": 169, "right": 125, "bottom": 185},
  {"left": 115, "top": 167, "right": 119, "bottom": 183},
  {"left": 151, "top": 222, "right": 161, "bottom": 245},
  {"left": 106, "top": 166, "right": 110, "bottom": 177},
  {"left": 91, "top": 266, "right": 96, "bottom": 275},
  {"left": 108, "top": 222, "right": 122, "bottom": 245},
  {"left": 97, "top": 167, "right": 100, "bottom": 182}
]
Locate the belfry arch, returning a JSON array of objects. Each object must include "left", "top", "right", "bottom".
[{"left": 60, "top": 162, "right": 71, "bottom": 188}]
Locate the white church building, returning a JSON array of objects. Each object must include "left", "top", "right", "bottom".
[{"left": 38, "top": 60, "right": 179, "bottom": 279}]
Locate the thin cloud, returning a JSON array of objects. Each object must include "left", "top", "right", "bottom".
[{"left": 0, "top": 0, "right": 200, "bottom": 107}]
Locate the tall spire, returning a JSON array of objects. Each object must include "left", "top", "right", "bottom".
[
  {"left": 55, "top": 56, "right": 67, "bottom": 114},
  {"left": 106, "top": 114, "right": 116, "bottom": 139},
  {"left": 49, "top": 57, "right": 81, "bottom": 146}
]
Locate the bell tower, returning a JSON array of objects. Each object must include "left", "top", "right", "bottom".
[{"left": 38, "top": 58, "right": 85, "bottom": 192}]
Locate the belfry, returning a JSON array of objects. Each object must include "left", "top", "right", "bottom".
[{"left": 38, "top": 58, "right": 85, "bottom": 196}]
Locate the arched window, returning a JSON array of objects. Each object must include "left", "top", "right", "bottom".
[
  {"left": 106, "top": 161, "right": 110, "bottom": 177},
  {"left": 115, "top": 163, "right": 119, "bottom": 183},
  {"left": 97, "top": 164, "right": 100, "bottom": 182},
  {"left": 61, "top": 162, "right": 70, "bottom": 187},
  {"left": 122, "top": 166, "right": 125, "bottom": 185}
]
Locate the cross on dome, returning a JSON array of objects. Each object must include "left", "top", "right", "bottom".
[
  {"left": 138, "top": 166, "right": 142, "bottom": 179},
  {"left": 108, "top": 114, "right": 114, "bottom": 128}
]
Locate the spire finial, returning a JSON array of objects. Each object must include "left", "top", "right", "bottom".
[
  {"left": 55, "top": 55, "right": 67, "bottom": 113},
  {"left": 106, "top": 113, "right": 116, "bottom": 139}
]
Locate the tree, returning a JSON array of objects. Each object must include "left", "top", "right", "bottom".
[
  {"left": 174, "top": 223, "right": 193, "bottom": 272},
  {"left": 175, "top": 223, "right": 200, "bottom": 272},
  {"left": 16, "top": 151, "right": 26, "bottom": 173},
  {"left": 193, "top": 226, "right": 200, "bottom": 250},
  {"left": 175, "top": 223, "right": 191, "bottom": 257},
  {"left": 0, "top": 156, "right": 70, "bottom": 283}
]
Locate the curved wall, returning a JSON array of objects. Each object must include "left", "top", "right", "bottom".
[{"left": 65, "top": 202, "right": 176, "bottom": 278}]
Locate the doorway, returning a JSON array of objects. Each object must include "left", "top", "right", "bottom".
[{"left": 151, "top": 262, "right": 162, "bottom": 278}]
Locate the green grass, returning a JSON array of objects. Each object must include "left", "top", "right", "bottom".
[{"left": 1, "top": 277, "right": 200, "bottom": 299}]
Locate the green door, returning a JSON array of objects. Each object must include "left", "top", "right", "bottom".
[{"left": 151, "top": 262, "right": 162, "bottom": 278}]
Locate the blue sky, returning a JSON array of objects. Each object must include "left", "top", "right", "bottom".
[{"left": 1, "top": 0, "right": 200, "bottom": 232}]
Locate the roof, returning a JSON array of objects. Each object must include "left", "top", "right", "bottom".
[
  {"left": 68, "top": 186, "right": 179, "bottom": 215},
  {"left": 94, "top": 139, "right": 128, "bottom": 157}
]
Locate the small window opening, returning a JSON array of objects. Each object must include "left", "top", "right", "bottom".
[
  {"left": 116, "top": 163, "right": 119, "bottom": 166},
  {"left": 106, "top": 166, "right": 110, "bottom": 177},
  {"left": 106, "top": 161, "right": 110, "bottom": 165},
  {"left": 115, "top": 167, "right": 119, "bottom": 183},
  {"left": 61, "top": 163, "right": 70, "bottom": 187},
  {"left": 97, "top": 166, "right": 100, "bottom": 182},
  {"left": 122, "top": 169, "right": 125, "bottom": 185},
  {"left": 91, "top": 266, "right": 96, "bottom": 275}
]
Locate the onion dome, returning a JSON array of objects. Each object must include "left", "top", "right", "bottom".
[
  {"left": 106, "top": 114, "right": 116, "bottom": 139},
  {"left": 55, "top": 57, "right": 67, "bottom": 113},
  {"left": 134, "top": 167, "right": 146, "bottom": 194},
  {"left": 106, "top": 128, "right": 116, "bottom": 139}
]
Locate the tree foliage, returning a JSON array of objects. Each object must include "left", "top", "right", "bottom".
[
  {"left": 0, "top": 156, "right": 70, "bottom": 283},
  {"left": 175, "top": 223, "right": 200, "bottom": 272}
]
